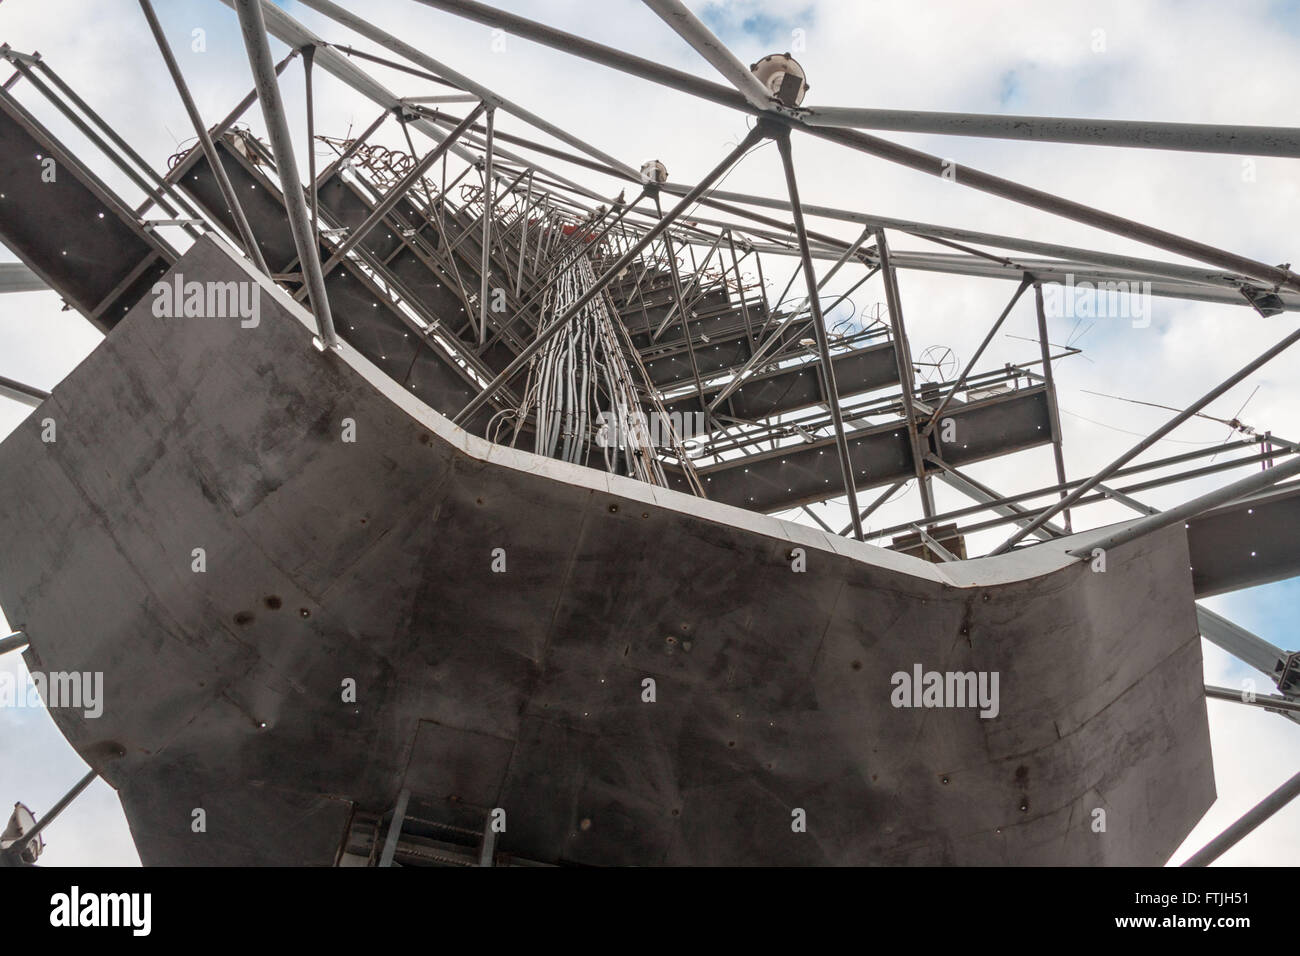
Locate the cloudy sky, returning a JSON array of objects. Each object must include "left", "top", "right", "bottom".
[{"left": 1, "top": 0, "right": 1297, "bottom": 865}]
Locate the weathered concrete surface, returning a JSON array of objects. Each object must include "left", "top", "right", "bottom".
[{"left": 0, "top": 237, "right": 1214, "bottom": 865}]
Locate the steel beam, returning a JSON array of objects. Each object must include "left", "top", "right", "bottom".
[
  {"left": 478, "top": 107, "right": 495, "bottom": 345},
  {"left": 876, "top": 229, "right": 934, "bottom": 518},
  {"left": 303, "top": 44, "right": 320, "bottom": 245},
  {"left": 641, "top": 0, "right": 773, "bottom": 110},
  {"left": 0, "top": 375, "right": 47, "bottom": 408},
  {"left": 232, "top": 0, "right": 338, "bottom": 346},
  {"left": 138, "top": 0, "right": 269, "bottom": 274},
  {"left": 1033, "top": 282, "right": 1072, "bottom": 530},
  {"left": 808, "top": 123, "right": 1300, "bottom": 294},
  {"left": 378, "top": 788, "right": 409, "bottom": 867},
  {"left": 478, "top": 815, "right": 497, "bottom": 866},
  {"left": 1204, "top": 685, "right": 1300, "bottom": 715},
  {"left": 0, "top": 631, "right": 28, "bottom": 655},
  {"left": 1181, "top": 769, "right": 1300, "bottom": 866},
  {"left": 1196, "top": 606, "right": 1289, "bottom": 681},
  {"left": 776, "top": 129, "right": 863, "bottom": 540},
  {"left": 514, "top": 170, "right": 535, "bottom": 297},
  {"left": 1096, "top": 482, "right": 1159, "bottom": 516},
  {"left": 930, "top": 457, "right": 1064, "bottom": 541},
  {"left": 412, "top": 0, "right": 751, "bottom": 113},
  {"left": 0, "top": 262, "right": 44, "bottom": 294},
  {"left": 7, "top": 768, "right": 99, "bottom": 857},
  {"left": 912, "top": 525, "right": 958, "bottom": 562},
  {"left": 801, "top": 106, "right": 1300, "bottom": 158}
]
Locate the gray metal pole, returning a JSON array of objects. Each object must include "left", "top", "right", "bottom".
[
  {"left": 992, "top": 323, "right": 1300, "bottom": 554},
  {"left": 514, "top": 171, "right": 534, "bottom": 297},
  {"left": 808, "top": 124, "right": 1300, "bottom": 295},
  {"left": 413, "top": 0, "right": 751, "bottom": 113},
  {"left": 478, "top": 815, "right": 497, "bottom": 867},
  {"left": 1197, "top": 606, "right": 1288, "bottom": 680},
  {"left": 10, "top": 768, "right": 99, "bottom": 854},
  {"left": 0, "top": 375, "right": 48, "bottom": 408},
  {"left": 453, "top": 126, "right": 765, "bottom": 426},
  {"left": 0, "top": 631, "right": 28, "bottom": 655},
  {"left": 378, "top": 788, "right": 409, "bottom": 867},
  {"left": 303, "top": 44, "right": 319, "bottom": 246},
  {"left": 640, "top": 0, "right": 772, "bottom": 109},
  {"left": 801, "top": 106, "right": 1300, "bottom": 158},
  {"left": 1181, "top": 769, "right": 1300, "bottom": 866},
  {"left": 1204, "top": 685, "right": 1300, "bottom": 715},
  {"left": 137, "top": 0, "right": 270, "bottom": 275},
  {"left": 930, "top": 456, "right": 1065, "bottom": 541},
  {"left": 876, "top": 229, "right": 934, "bottom": 518},
  {"left": 478, "top": 107, "right": 495, "bottom": 345},
  {"left": 1034, "top": 282, "right": 1072, "bottom": 530},
  {"left": 776, "top": 130, "right": 864, "bottom": 541},
  {"left": 232, "top": 0, "right": 338, "bottom": 347}
]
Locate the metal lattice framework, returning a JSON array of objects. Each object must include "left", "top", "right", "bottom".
[{"left": 1, "top": 0, "right": 1299, "bottom": 866}]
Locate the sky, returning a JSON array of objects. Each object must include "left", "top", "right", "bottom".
[{"left": 0, "top": 0, "right": 1297, "bottom": 866}]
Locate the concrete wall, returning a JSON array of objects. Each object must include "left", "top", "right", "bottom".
[{"left": 0, "top": 237, "right": 1214, "bottom": 865}]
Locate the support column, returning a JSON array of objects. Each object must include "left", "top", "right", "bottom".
[
  {"left": 232, "top": 0, "right": 338, "bottom": 347},
  {"left": 876, "top": 228, "right": 934, "bottom": 518},
  {"left": 775, "top": 128, "right": 864, "bottom": 541}
]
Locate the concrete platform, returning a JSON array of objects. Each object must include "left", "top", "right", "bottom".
[{"left": 0, "top": 237, "right": 1214, "bottom": 865}]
